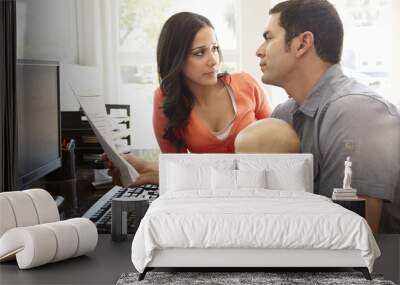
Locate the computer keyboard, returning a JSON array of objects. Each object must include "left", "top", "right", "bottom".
[{"left": 82, "top": 184, "right": 159, "bottom": 233}]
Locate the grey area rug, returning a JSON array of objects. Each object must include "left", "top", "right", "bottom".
[{"left": 116, "top": 271, "right": 396, "bottom": 285}]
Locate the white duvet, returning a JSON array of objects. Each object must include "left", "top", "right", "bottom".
[{"left": 131, "top": 190, "right": 380, "bottom": 273}]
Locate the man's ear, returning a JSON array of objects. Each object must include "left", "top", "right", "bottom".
[{"left": 295, "top": 31, "right": 314, "bottom": 58}]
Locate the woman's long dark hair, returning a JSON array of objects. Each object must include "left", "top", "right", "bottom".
[{"left": 156, "top": 12, "right": 223, "bottom": 151}]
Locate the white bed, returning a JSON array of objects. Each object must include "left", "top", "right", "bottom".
[{"left": 131, "top": 154, "right": 380, "bottom": 280}]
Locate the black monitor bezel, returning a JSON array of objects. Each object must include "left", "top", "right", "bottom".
[{"left": 16, "top": 60, "right": 62, "bottom": 189}]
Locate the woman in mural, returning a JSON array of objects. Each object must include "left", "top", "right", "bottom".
[{"left": 104, "top": 11, "right": 274, "bottom": 185}]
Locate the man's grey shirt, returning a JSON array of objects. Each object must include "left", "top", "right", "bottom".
[{"left": 272, "top": 64, "right": 400, "bottom": 203}]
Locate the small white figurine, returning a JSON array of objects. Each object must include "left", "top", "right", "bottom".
[{"left": 342, "top": 156, "right": 352, "bottom": 189}]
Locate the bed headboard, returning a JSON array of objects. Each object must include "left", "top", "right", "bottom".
[{"left": 159, "top": 153, "right": 314, "bottom": 195}]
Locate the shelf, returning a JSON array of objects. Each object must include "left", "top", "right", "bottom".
[{"left": 61, "top": 104, "right": 132, "bottom": 163}]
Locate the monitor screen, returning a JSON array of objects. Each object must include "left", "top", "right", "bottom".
[{"left": 16, "top": 60, "right": 61, "bottom": 188}]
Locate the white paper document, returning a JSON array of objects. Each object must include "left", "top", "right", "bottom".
[{"left": 71, "top": 89, "right": 138, "bottom": 187}]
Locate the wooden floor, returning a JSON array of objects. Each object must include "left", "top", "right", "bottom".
[{"left": 0, "top": 235, "right": 399, "bottom": 285}]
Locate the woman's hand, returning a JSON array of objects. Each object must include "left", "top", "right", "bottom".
[
  {"left": 101, "top": 153, "right": 159, "bottom": 186},
  {"left": 122, "top": 154, "right": 159, "bottom": 186}
]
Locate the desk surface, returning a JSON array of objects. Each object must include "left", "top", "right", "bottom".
[
  {"left": 1, "top": 235, "right": 399, "bottom": 285},
  {"left": 0, "top": 234, "right": 134, "bottom": 285}
]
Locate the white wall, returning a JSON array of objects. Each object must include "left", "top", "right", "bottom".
[
  {"left": 16, "top": 0, "right": 89, "bottom": 112},
  {"left": 16, "top": 0, "right": 79, "bottom": 63},
  {"left": 16, "top": 0, "right": 109, "bottom": 111},
  {"left": 59, "top": 63, "right": 103, "bottom": 111},
  {"left": 392, "top": 1, "right": 400, "bottom": 108},
  {"left": 240, "top": 0, "right": 271, "bottom": 82},
  {"left": 76, "top": 0, "right": 119, "bottom": 105},
  {"left": 240, "top": 0, "right": 289, "bottom": 107}
]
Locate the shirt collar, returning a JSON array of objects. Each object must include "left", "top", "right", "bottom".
[{"left": 291, "top": 64, "right": 343, "bottom": 117}]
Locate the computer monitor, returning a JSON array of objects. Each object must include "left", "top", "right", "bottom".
[{"left": 16, "top": 60, "right": 62, "bottom": 189}]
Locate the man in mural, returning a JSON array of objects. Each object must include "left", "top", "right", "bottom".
[{"left": 256, "top": 0, "right": 400, "bottom": 233}]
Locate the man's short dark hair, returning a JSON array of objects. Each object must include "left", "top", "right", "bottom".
[{"left": 270, "top": 0, "right": 343, "bottom": 64}]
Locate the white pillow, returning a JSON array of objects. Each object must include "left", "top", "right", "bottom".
[
  {"left": 238, "top": 159, "right": 308, "bottom": 191},
  {"left": 166, "top": 158, "right": 236, "bottom": 170},
  {"left": 211, "top": 169, "right": 268, "bottom": 190},
  {"left": 165, "top": 159, "right": 236, "bottom": 193},
  {"left": 211, "top": 168, "right": 237, "bottom": 190},
  {"left": 236, "top": 169, "right": 267, "bottom": 189},
  {"left": 167, "top": 162, "right": 211, "bottom": 191},
  {"left": 267, "top": 163, "right": 307, "bottom": 191}
]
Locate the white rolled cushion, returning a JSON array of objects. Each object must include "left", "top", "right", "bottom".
[
  {"left": 211, "top": 168, "right": 237, "bottom": 190},
  {"left": 0, "top": 196, "right": 17, "bottom": 237},
  {"left": 24, "top": 189, "right": 60, "bottom": 224},
  {"left": 0, "top": 225, "right": 57, "bottom": 269},
  {"left": 66, "top": 218, "right": 98, "bottom": 257},
  {"left": 42, "top": 221, "right": 79, "bottom": 262},
  {"left": 0, "top": 218, "right": 97, "bottom": 269},
  {"left": 0, "top": 191, "right": 39, "bottom": 228},
  {"left": 236, "top": 169, "right": 267, "bottom": 189},
  {"left": 167, "top": 163, "right": 211, "bottom": 191},
  {"left": 0, "top": 189, "right": 60, "bottom": 238}
]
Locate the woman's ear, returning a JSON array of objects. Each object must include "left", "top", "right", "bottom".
[{"left": 295, "top": 31, "right": 314, "bottom": 58}]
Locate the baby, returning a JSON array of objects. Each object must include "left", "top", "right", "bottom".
[{"left": 234, "top": 118, "right": 300, "bottom": 153}]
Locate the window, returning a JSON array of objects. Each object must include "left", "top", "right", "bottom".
[
  {"left": 114, "top": 0, "right": 240, "bottom": 148},
  {"left": 332, "top": 0, "right": 394, "bottom": 105}
]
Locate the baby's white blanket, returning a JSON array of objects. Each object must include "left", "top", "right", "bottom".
[{"left": 131, "top": 190, "right": 380, "bottom": 273}]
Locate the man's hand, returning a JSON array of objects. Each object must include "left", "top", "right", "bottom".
[{"left": 101, "top": 153, "right": 159, "bottom": 186}]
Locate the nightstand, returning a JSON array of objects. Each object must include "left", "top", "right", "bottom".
[{"left": 332, "top": 198, "right": 366, "bottom": 218}]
